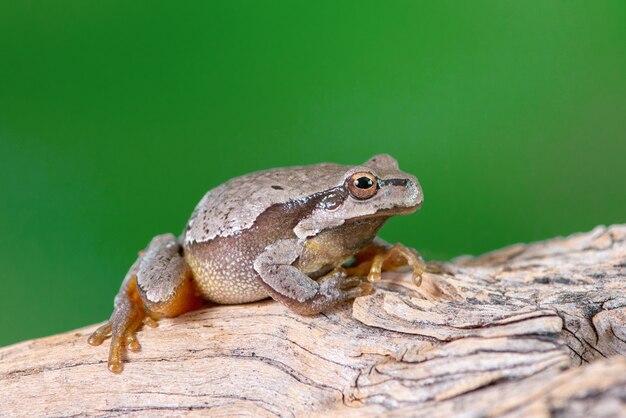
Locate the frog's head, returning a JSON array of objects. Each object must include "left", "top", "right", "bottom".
[
  {"left": 294, "top": 154, "right": 423, "bottom": 238},
  {"left": 355, "top": 154, "right": 423, "bottom": 215}
]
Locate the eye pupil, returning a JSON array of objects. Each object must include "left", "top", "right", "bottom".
[{"left": 354, "top": 177, "right": 374, "bottom": 189}]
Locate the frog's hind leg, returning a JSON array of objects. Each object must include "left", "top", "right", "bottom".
[
  {"left": 347, "top": 238, "right": 426, "bottom": 286},
  {"left": 88, "top": 233, "right": 203, "bottom": 373}
]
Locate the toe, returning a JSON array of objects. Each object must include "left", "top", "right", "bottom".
[
  {"left": 88, "top": 322, "right": 112, "bottom": 346},
  {"left": 126, "top": 332, "right": 141, "bottom": 352},
  {"left": 143, "top": 316, "right": 158, "bottom": 328},
  {"left": 107, "top": 338, "right": 124, "bottom": 374}
]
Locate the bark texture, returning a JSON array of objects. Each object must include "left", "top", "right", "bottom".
[{"left": 1, "top": 225, "right": 626, "bottom": 417}]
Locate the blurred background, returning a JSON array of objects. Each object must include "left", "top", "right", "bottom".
[{"left": 1, "top": 1, "right": 624, "bottom": 346}]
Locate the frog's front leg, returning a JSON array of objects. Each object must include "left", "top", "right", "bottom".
[
  {"left": 254, "top": 239, "right": 373, "bottom": 315},
  {"left": 88, "top": 233, "right": 203, "bottom": 373},
  {"left": 347, "top": 237, "right": 426, "bottom": 286}
]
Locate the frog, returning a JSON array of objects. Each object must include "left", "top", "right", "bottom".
[{"left": 88, "top": 154, "right": 425, "bottom": 373}]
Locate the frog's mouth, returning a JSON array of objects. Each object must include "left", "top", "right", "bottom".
[
  {"left": 394, "top": 202, "right": 423, "bottom": 215},
  {"left": 381, "top": 202, "right": 422, "bottom": 216},
  {"left": 347, "top": 201, "right": 422, "bottom": 223}
]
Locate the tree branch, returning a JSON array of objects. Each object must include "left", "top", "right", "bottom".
[{"left": 2, "top": 225, "right": 625, "bottom": 417}]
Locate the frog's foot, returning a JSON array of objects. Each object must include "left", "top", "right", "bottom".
[
  {"left": 348, "top": 243, "right": 426, "bottom": 287},
  {"left": 88, "top": 277, "right": 149, "bottom": 373},
  {"left": 312, "top": 269, "right": 374, "bottom": 310},
  {"left": 88, "top": 233, "right": 204, "bottom": 373}
]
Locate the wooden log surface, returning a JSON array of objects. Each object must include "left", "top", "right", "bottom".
[{"left": 2, "top": 225, "right": 626, "bottom": 417}]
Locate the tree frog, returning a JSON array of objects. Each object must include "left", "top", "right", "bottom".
[{"left": 89, "top": 154, "right": 425, "bottom": 373}]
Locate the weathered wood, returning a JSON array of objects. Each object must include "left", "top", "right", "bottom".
[{"left": 1, "top": 225, "right": 625, "bottom": 417}]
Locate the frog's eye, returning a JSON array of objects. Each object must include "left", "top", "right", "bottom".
[{"left": 348, "top": 172, "right": 378, "bottom": 199}]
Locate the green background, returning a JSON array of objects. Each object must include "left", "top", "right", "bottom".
[{"left": 1, "top": 1, "right": 624, "bottom": 347}]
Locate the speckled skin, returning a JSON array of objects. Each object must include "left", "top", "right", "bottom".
[{"left": 89, "top": 154, "right": 424, "bottom": 373}]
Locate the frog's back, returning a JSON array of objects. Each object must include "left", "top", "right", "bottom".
[{"left": 183, "top": 163, "right": 347, "bottom": 245}]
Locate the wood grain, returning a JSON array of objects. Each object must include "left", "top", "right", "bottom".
[{"left": 2, "top": 225, "right": 625, "bottom": 417}]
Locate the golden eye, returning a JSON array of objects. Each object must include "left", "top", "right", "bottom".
[{"left": 348, "top": 172, "right": 378, "bottom": 199}]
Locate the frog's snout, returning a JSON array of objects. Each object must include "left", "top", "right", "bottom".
[
  {"left": 380, "top": 173, "right": 423, "bottom": 213},
  {"left": 405, "top": 176, "right": 423, "bottom": 210}
]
